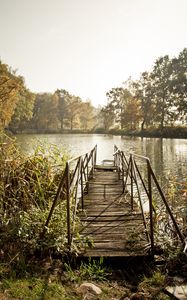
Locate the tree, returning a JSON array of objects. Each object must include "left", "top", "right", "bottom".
[
  {"left": 32, "top": 93, "right": 59, "bottom": 132},
  {"left": 150, "top": 55, "right": 174, "bottom": 129},
  {"left": 99, "top": 103, "right": 115, "bottom": 131},
  {"left": 134, "top": 72, "right": 155, "bottom": 130},
  {"left": 170, "top": 48, "right": 187, "bottom": 123},
  {"left": 55, "top": 89, "right": 70, "bottom": 130},
  {"left": 121, "top": 97, "right": 141, "bottom": 130},
  {"left": 0, "top": 61, "right": 23, "bottom": 128},
  {"left": 106, "top": 87, "right": 135, "bottom": 129},
  {"left": 79, "top": 101, "right": 95, "bottom": 130},
  {"left": 8, "top": 88, "right": 35, "bottom": 132}
]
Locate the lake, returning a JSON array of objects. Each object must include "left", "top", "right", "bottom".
[
  {"left": 15, "top": 133, "right": 187, "bottom": 183},
  {"left": 15, "top": 133, "right": 187, "bottom": 243}
]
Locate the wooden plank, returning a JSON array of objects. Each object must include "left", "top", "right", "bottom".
[
  {"left": 94, "top": 165, "right": 117, "bottom": 171},
  {"left": 77, "top": 166, "right": 150, "bottom": 258},
  {"left": 80, "top": 215, "right": 144, "bottom": 222},
  {"left": 80, "top": 225, "right": 145, "bottom": 235},
  {"left": 81, "top": 252, "right": 147, "bottom": 257},
  {"left": 81, "top": 241, "right": 149, "bottom": 250},
  {"left": 85, "top": 211, "right": 139, "bottom": 216}
]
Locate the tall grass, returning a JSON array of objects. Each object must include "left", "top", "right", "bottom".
[{"left": 0, "top": 133, "right": 73, "bottom": 265}]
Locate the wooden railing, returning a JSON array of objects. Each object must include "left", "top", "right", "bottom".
[
  {"left": 114, "top": 145, "right": 185, "bottom": 255},
  {"left": 42, "top": 145, "right": 97, "bottom": 248}
]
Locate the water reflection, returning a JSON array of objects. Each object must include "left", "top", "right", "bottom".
[{"left": 15, "top": 133, "right": 187, "bottom": 182}]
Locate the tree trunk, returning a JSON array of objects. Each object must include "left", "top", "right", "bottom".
[
  {"left": 141, "top": 120, "right": 145, "bottom": 131},
  {"left": 160, "top": 98, "right": 165, "bottom": 130},
  {"left": 61, "top": 118, "right": 64, "bottom": 131},
  {"left": 70, "top": 118, "right": 73, "bottom": 130}
]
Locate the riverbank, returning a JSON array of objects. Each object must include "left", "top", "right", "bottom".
[
  {"left": 0, "top": 254, "right": 186, "bottom": 299},
  {"left": 8, "top": 126, "right": 187, "bottom": 139},
  {"left": 98, "top": 126, "right": 187, "bottom": 139}
]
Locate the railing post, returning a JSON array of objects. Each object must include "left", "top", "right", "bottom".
[
  {"left": 130, "top": 154, "right": 134, "bottom": 211},
  {"left": 147, "top": 160, "right": 154, "bottom": 255},
  {"left": 118, "top": 151, "right": 122, "bottom": 180},
  {"left": 41, "top": 168, "right": 67, "bottom": 238},
  {"left": 114, "top": 146, "right": 116, "bottom": 166},
  {"left": 114, "top": 153, "right": 116, "bottom": 167},
  {"left": 123, "top": 156, "right": 131, "bottom": 192},
  {"left": 86, "top": 153, "right": 89, "bottom": 179},
  {"left": 104, "top": 184, "right": 106, "bottom": 199},
  {"left": 66, "top": 162, "right": 71, "bottom": 249},
  {"left": 80, "top": 157, "right": 84, "bottom": 209},
  {"left": 94, "top": 145, "right": 97, "bottom": 166},
  {"left": 91, "top": 151, "right": 94, "bottom": 178},
  {"left": 122, "top": 153, "right": 125, "bottom": 193}
]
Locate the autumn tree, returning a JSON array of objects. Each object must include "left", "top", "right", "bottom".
[
  {"left": 99, "top": 103, "right": 115, "bottom": 131},
  {"left": 106, "top": 87, "right": 140, "bottom": 129},
  {"left": 79, "top": 101, "right": 95, "bottom": 130},
  {"left": 8, "top": 88, "right": 35, "bottom": 132},
  {"left": 121, "top": 97, "right": 141, "bottom": 130},
  {"left": 134, "top": 72, "right": 155, "bottom": 130},
  {"left": 170, "top": 48, "right": 187, "bottom": 123},
  {"left": 55, "top": 89, "right": 70, "bottom": 130},
  {"left": 0, "top": 61, "right": 23, "bottom": 128},
  {"left": 32, "top": 93, "right": 59, "bottom": 131},
  {"left": 150, "top": 55, "right": 174, "bottom": 129}
]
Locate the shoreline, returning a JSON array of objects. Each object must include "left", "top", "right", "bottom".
[{"left": 9, "top": 126, "right": 187, "bottom": 139}]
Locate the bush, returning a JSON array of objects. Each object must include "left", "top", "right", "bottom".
[{"left": 0, "top": 133, "right": 77, "bottom": 262}]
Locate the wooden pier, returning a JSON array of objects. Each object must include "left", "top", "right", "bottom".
[
  {"left": 43, "top": 145, "right": 185, "bottom": 259},
  {"left": 79, "top": 162, "right": 150, "bottom": 257}
]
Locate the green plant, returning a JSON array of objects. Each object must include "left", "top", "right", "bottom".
[
  {"left": 0, "top": 133, "right": 77, "bottom": 262},
  {"left": 64, "top": 257, "right": 109, "bottom": 282},
  {"left": 1, "top": 277, "right": 66, "bottom": 300},
  {"left": 139, "top": 271, "right": 165, "bottom": 289}
]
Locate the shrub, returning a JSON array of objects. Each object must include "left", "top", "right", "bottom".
[{"left": 0, "top": 133, "right": 76, "bottom": 262}]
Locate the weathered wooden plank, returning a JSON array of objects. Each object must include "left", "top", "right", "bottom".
[
  {"left": 81, "top": 229, "right": 147, "bottom": 238},
  {"left": 78, "top": 166, "right": 150, "bottom": 258},
  {"left": 94, "top": 165, "right": 117, "bottom": 170},
  {"left": 81, "top": 241, "right": 149, "bottom": 250},
  {"left": 80, "top": 215, "right": 144, "bottom": 222},
  {"left": 80, "top": 225, "right": 145, "bottom": 235},
  {"left": 80, "top": 220, "right": 144, "bottom": 227},
  {"left": 79, "top": 212, "right": 141, "bottom": 217},
  {"left": 80, "top": 249, "right": 150, "bottom": 257},
  {"left": 82, "top": 206, "right": 125, "bottom": 212}
]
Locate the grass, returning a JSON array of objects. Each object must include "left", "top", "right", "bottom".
[
  {"left": 64, "top": 258, "right": 109, "bottom": 283},
  {"left": 0, "top": 260, "right": 176, "bottom": 300}
]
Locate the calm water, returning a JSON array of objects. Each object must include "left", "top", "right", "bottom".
[{"left": 15, "top": 133, "right": 187, "bottom": 183}]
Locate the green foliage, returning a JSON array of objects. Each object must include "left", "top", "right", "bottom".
[
  {"left": 64, "top": 258, "right": 109, "bottom": 282},
  {"left": 8, "top": 87, "right": 35, "bottom": 132},
  {"left": 0, "top": 205, "right": 69, "bottom": 260},
  {"left": 138, "top": 271, "right": 168, "bottom": 300},
  {"left": 140, "top": 271, "right": 165, "bottom": 288},
  {"left": 0, "top": 134, "right": 68, "bottom": 213},
  {"left": 0, "top": 60, "right": 34, "bottom": 130},
  {"left": 152, "top": 176, "right": 186, "bottom": 255},
  {"left": 1, "top": 48, "right": 187, "bottom": 133},
  {"left": 166, "top": 251, "right": 187, "bottom": 278},
  {"left": 0, "top": 133, "right": 78, "bottom": 261},
  {"left": 0, "top": 277, "right": 66, "bottom": 300},
  {"left": 104, "top": 47, "right": 187, "bottom": 131}
]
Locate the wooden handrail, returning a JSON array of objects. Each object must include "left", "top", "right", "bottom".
[
  {"left": 114, "top": 145, "right": 185, "bottom": 253},
  {"left": 41, "top": 145, "right": 97, "bottom": 249}
]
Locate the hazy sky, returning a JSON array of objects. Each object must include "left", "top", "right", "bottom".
[{"left": 0, "top": 0, "right": 187, "bottom": 106}]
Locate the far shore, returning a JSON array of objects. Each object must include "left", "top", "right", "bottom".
[{"left": 9, "top": 126, "right": 187, "bottom": 139}]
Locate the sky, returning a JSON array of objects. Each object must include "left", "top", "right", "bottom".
[{"left": 0, "top": 0, "right": 187, "bottom": 107}]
